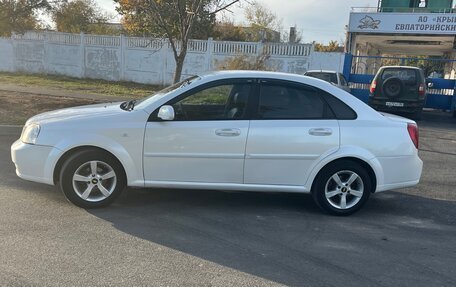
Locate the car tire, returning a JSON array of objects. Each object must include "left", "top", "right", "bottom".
[
  {"left": 383, "top": 77, "right": 404, "bottom": 98},
  {"left": 312, "top": 160, "right": 372, "bottom": 216},
  {"left": 59, "top": 149, "right": 126, "bottom": 208}
]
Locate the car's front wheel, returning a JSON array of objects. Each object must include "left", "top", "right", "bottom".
[
  {"left": 59, "top": 149, "right": 126, "bottom": 208},
  {"left": 312, "top": 160, "right": 372, "bottom": 216}
]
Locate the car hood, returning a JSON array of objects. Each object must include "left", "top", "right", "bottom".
[{"left": 26, "top": 102, "right": 125, "bottom": 125}]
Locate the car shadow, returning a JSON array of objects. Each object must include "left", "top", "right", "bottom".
[{"left": 85, "top": 187, "right": 456, "bottom": 286}]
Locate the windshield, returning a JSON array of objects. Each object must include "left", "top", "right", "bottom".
[
  {"left": 134, "top": 75, "right": 201, "bottom": 109},
  {"left": 306, "top": 72, "right": 338, "bottom": 84}
]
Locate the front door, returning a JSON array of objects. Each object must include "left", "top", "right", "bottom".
[
  {"left": 244, "top": 80, "right": 340, "bottom": 186},
  {"left": 144, "top": 80, "right": 253, "bottom": 184}
]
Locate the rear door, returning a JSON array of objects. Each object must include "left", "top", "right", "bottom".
[{"left": 244, "top": 79, "right": 340, "bottom": 186}]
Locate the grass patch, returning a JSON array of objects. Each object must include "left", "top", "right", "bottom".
[
  {"left": 0, "top": 91, "right": 102, "bottom": 125},
  {"left": 0, "top": 72, "right": 162, "bottom": 98}
]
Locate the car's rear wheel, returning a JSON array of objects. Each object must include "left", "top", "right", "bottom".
[
  {"left": 312, "top": 160, "right": 371, "bottom": 216},
  {"left": 59, "top": 149, "right": 126, "bottom": 208}
]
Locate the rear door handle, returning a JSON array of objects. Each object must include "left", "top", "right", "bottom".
[
  {"left": 309, "top": 128, "right": 333, "bottom": 136},
  {"left": 215, "top": 128, "right": 241, "bottom": 137}
]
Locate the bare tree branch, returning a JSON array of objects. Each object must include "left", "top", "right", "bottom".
[{"left": 208, "top": 0, "right": 241, "bottom": 15}]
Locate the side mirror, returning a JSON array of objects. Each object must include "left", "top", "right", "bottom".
[{"left": 158, "top": 105, "right": 175, "bottom": 121}]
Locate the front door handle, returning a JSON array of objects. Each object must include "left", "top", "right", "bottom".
[
  {"left": 309, "top": 128, "right": 333, "bottom": 136},
  {"left": 215, "top": 128, "right": 241, "bottom": 137}
]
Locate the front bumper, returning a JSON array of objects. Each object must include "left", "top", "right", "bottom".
[{"left": 11, "top": 140, "right": 62, "bottom": 185}]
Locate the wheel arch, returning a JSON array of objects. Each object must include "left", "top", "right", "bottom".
[
  {"left": 309, "top": 156, "right": 377, "bottom": 194},
  {"left": 53, "top": 146, "right": 127, "bottom": 185}
]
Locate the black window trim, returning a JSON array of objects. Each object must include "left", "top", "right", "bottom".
[{"left": 148, "top": 77, "right": 357, "bottom": 122}]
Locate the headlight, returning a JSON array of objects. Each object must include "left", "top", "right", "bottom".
[{"left": 20, "top": 124, "right": 40, "bottom": 144}]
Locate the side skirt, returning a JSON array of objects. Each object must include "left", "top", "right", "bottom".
[{"left": 137, "top": 181, "right": 310, "bottom": 193}]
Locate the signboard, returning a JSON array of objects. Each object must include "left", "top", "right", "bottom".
[{"left": 349, "top": 12, "right": 456, "bottom": 34}]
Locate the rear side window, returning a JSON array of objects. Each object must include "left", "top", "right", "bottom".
[
  {"left": 381, "top": 69, "right": 417, "bottom": 84},
  {"left": 320, "top": 91, "right": 357, "bottom": 120},
  {"left": 257, "top": 84, "right": 335, "bottom": 119}
]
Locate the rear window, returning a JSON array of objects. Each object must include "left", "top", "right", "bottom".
[
  {"left": 381, "top": 69, "right": 417, "bottom": 83},
  {"left": 306, "top": 72, "right": 337, "bottom": 84}
]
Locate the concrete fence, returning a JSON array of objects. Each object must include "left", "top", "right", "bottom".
[{"left": 0, "top": 31, "right": 345, "bottom": 85}]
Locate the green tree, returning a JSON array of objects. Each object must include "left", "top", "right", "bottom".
[
  {"left": 244, "top": 0, "right": 282, "bottom": 42},
  {"left": 118, "top": 0, "right": 216, "bottom": 39},
  {"left": 381, "top": 55, "right": 445, "bottom": 77},
  {"left": 52, "top": 0, "right": 112, "bottom": 34},
  {"left": 314, "top": 40, "right": 343, "bottom": 52},
  {"left": 115, "top": 0, "right": 242, "bottom": 83},
  {"left": 217, "top": 52, "right": 273, "bottom": 71},
  {"left": 212, "top": 20, "right": 247, "bottom": 41},
  {"left": 0, "top": 0, "right": 50, "bottom": 36}
]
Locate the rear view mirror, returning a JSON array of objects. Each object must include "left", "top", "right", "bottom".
[{"left": 158, "top": 105, "right": 175, "bottom": 121}]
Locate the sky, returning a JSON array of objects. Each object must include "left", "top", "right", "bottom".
[{"left": 96, "top": 0, "right": 381, "bottom": 44}]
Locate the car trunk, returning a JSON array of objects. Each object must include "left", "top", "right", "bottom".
[{"left": 375, "top": 68, "right": 421, "bottom": 101}]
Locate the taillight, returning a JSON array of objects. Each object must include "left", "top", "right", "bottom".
[
  {"left": 370, "top": 80, "right": 377, "bottom": 94},
  {"left": 418, "top": 83, "right": 425, "bottom": 98},
  {"left": 407, "top": 123, "right": 419, "bottom": 149}
]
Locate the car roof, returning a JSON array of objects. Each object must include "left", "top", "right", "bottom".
[
  {"left": 379, "top": 66, "right": 422, "bottom": 70},
  {"left": 305, "top": 70, "right": 338, "bottom": 74},
  {"left": 197, "top": 70, "right": 324, "bottom": 85}
]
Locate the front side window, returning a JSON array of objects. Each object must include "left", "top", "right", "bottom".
[
  {"left": 169, "top": 83, "right": 251, "bottom": 121},
  {"left": 257, "top": 83, "right": 334, "bottom": 119}
]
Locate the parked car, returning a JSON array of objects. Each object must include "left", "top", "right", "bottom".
[
  {"left": 368, "top": 66, "right": 427, "bottom": 120},
  {"left": 11, "top": 71, "right": 423, "bottom": 215},
  {"left": 304, "top": 70, "right": 351, "bottom": 93}
]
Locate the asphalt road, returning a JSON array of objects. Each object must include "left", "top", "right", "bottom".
[{"left": 1, "top": 112, "right": 456, "bottom": 287}]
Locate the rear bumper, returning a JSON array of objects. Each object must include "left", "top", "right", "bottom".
[
  {"left": 368, "top": 97, "right": 425, "bottom": 113},
  {"left": 11, "top": 140, "right": 62, "bottom": 185},
  {"left": 373, "top": 154, "right": 423, "bottom": 192}
]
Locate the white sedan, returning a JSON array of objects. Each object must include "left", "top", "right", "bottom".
[{"left": 11, "top": 71, "right": 423, "bottom": 215}]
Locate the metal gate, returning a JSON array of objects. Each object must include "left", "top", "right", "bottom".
[{"left": 343, "top": 54, "right": 456, "bottom": 113}]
